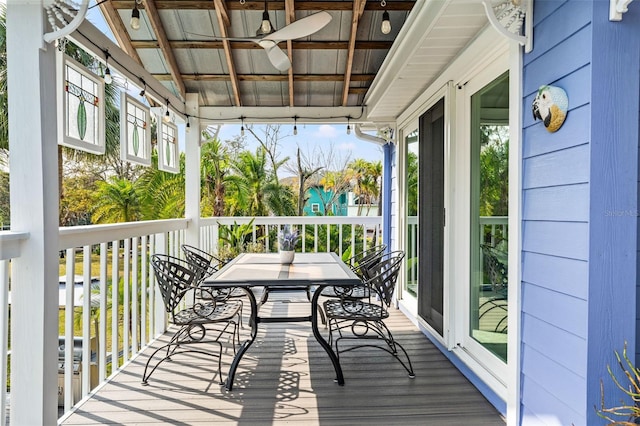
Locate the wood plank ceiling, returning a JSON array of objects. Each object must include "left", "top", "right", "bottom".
[{"left": 99, "top": 1, "right": 416, "bottom": 111}]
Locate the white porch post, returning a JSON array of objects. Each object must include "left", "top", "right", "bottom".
[
  {"left": 184, "top": 93, "right": 200, "bottom": 247},
  {"left": 7, "top": 1, "right": 60, "bottom": 424}
]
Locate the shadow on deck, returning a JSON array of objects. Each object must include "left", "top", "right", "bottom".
[{"left": 59, "top": 290, "right": 505, "bottom": 425}]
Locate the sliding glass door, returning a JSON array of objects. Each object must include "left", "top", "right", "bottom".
[{"left": 469, "top": 72, "right": 509, "bottom": 363}]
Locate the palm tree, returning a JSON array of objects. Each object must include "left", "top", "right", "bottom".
[
  {"left": 348, "top": 159, "right": 382, "bottom": 215},
  {"left": 200, "top": 137, "right": 242, "bottom": 216},
  {"left": 91, "top": 177, "right": 142, "bottom": 223},
  {"left": 137, "top": 151, "right": 186, "bottom": 220},
  {"left": 231, "top": 147, "right": 293, "bottom": 216}
]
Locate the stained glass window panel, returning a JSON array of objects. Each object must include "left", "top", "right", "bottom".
[
  {"left": 59, "top": 54, "right": 105, "bottom": 155},
  {"left": 158, "top": 121, "right": 179, "bottom": 174},
  {"left": 120, "top": 92, "right": 151, "bottom": 166}
]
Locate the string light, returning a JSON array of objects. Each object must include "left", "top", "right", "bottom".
[
  {"left": 163, "top": 98, "right": 171, "bottom": 123},
  {"left": 130, "top": 0, "right": 141, "bottom": 30},
  {"left": 240, "top": 116, "right": 245, "bottom": 136},
  {"left": 256, "top": 0, "right": 274, "bottom": 36},
  {"left": 293, "top": 116, "right": 298, "bottom": 136},
  {"left": 139, "top": 78, "right": 146, "bottom": 97},
  {"left": 346, "top": 117, "right": 351, "bottom": 135},
  {"left": 381, "top": 11, "right": 391, "bottom": 34},
  {"left": 186, "top": 116, "right": 191, "bottom": 133},
  {"left": 381, "top": 0, "right": 391, "bottom": 34},
  {"left": 103, "top": 50, "right": 113, "bottom": 84}
]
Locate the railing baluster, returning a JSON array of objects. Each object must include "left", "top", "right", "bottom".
[
  {"left": 0, "top": 260, "right": 8, "bottom": 426},
  {"left": 81, "top": 245, "right": 91, "bottom": 398},
  {"left": 132, "top": 237, "right": 139, "bottom": 354},
  {"left": 111, "top": 240, "right": 119, "bottom": 372},
  {"left": 140, "top": 235, "right": 148, "bottom": 348},
  {"left": 123, "top": 239, "right": 131, "bottom": 363},
  {"left": 99, "top": 242, "right": 107, "bottom": 382},
  {"left": 64, "top": 248, "right": 75, "bottom": 412}
]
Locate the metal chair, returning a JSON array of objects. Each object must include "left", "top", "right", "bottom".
[
  {"left": 182, "top": 244, "right": 245, "bottom": 328},
  {"left": 323, "top": 251, "right": 415, "bottom": 378},
  {"left": 142, "top": 254, "right": 242, "bottom": 386},
  {"left": 322, "top": 244, "right": 387, "bottom": 299}
]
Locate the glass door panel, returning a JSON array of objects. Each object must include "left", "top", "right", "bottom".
[
  {"left": 405, "top": 129, "right": 419, "bottom": 297},
  {"left": 469, "top": 72, "right": 509, "bottom": 362}
]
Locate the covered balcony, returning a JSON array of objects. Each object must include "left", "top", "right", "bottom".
[{"left": 3, "top": 0, "right": 514, "bottom": 424}]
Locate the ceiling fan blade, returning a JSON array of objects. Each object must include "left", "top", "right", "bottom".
[
  {"left": 263, "top": 11, "right": 332, "bottom": 42},
  {"left": 263, "top": 43, "right": 291, "bottom": 71}
]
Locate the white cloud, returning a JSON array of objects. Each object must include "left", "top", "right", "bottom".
[
  {"left": 338, "top": 142, "right": 356, "bottom": 151},
  {"left": 313, "top": 124, "right": 338, "bottom": 139}
]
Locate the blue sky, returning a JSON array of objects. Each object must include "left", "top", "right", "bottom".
[{"left": 84, "top": 1, "right": 383, "bottom": 166}]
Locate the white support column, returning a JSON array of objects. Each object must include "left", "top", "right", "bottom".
[
  {"left": 184, "top": 93, "right": 201, "bottom": 248},
  {"left": 7, "top": 2, "right": 60, "bottom": 424}
]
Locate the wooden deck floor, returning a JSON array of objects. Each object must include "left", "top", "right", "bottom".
[{"left": 59, "top": 290, "right": 505, "bottom": 425}]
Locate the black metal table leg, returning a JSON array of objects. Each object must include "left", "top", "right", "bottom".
[
  {"left": 224, "top": 287, "right": 258, "bottom": 391},
  {"left": 311, "top": 284, "right": 345, "bottom": 385}
]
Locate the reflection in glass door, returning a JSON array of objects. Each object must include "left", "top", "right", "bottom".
[
  {"left": 470, "top": 72, "right": 509, "bottom": 362},
  {"left": 405, "top": 129, "right": 419, "bottom": 298}
]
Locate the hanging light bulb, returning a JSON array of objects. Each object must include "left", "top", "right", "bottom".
[
  {"left": 103, "top": 51, "right": 113, "bottom": 84},
  {"left": 346, "top": 117, "right": 351, "bottom": 135},
  {"left": 381, "top": 10, "right": 391, "bottom": 34},
  {"left": 186, "top": 116, "right": 191, "bottom": 133},
  {"left": 139, "top": 79, "right": 146, "bottom": 97},
  {"left": 256, "top": 1, "right": 274, "bottom": 36},
  {"left": 293, "top": 117, "right": 298, "bottom": 136},
  {"left": 163, "top": 99, "right": 171, "bottom": 123},
  {"left": 104, "top": 67, "right": 113, "bottom": 84},
  {"left": 130, "top": 1, "right": 141, "bottom": 30},
  {"left": 240, "top": 117, "right": 245, "bottom": 136}
]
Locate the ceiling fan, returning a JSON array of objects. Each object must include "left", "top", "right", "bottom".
[{"left": 190, "top": 9, "right": 332, "bottom": 71}]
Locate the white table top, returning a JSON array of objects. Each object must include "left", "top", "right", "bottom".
[{"left": 206, "top": 252, "right": 360, "bottom": 288}]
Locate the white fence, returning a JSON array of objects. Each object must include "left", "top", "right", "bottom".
[{"left": 0, "top": 215, "right": 382, "bottom": 423}]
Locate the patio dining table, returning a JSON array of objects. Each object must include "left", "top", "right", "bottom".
[{"left": 203, "top": 252, "right": 361, "bottom": 391}]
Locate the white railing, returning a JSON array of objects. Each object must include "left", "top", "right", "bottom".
[
  {"left": 56, "top": 219, "right": 188, "bottom": 414},
  {"left": 0, "top": 231, "right": 29, "bottom": 426},
  {"left": 200, "top": 216, "right": 383, "bottom": 258},
  {"left": 0, "top": 215, "right": 382, "bottom": 423}
]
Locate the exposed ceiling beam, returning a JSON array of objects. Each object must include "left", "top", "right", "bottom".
[
  {"left": 110, "top": 1, "right": 415, "bottom": 11},
  {"left": 285, "top": 0, "right": 295, "bottom": 106},
  {"left": 97, "top": 1, "right": 143, "bottom": 64},
  {"left": 152, "top": 73, "right": 376, "bottom": 82},
  {"left": 130, "top": 40, "right": 394, "bottom": 50},
  {"left": 144, "top": 0, "right": 187, "bottom": 99},
  {"left": 342, "top": 0, "right": 367, "bottom": 106},
  {"left": 213, "top": 0, "right": 242, "bottom": 106}
]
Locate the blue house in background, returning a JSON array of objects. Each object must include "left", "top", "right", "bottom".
[{"left": 303, "top": 186, "right": 348, "bottom": 216}]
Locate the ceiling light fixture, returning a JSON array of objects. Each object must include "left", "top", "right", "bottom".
[
  {"left": 256, "top": 0, "right": 274, "bottom": 36},
  {"left": 346, "top": 117, "right": 351, "bottom": 135},
  {"left": 103, "top": 50, "right": 113, "bottom": 84},
  {"left": 130, "top": 0, "right": 141, "bottom": 31},
  {"left": 163, "top": 99, "right": 171, "bottom": 123},
  {"left": 186, "top": 116, "right": 191, "bottom": 133},
  {"left": 240, "top": 117, "right": 245, "bottom": 136},
  {"left": 293, "top": 116, "right": 298, "bottom": 136}
]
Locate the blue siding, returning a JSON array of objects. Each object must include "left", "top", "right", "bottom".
[{"left": 522, "top": 1, "right": 640, "bottom": 424}]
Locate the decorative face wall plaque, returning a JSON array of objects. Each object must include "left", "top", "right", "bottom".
[
  {"left": 532, "top": 85, "right": 568, "bottom": 132},
  {"left": 58, "top": 53, "right": 105, "bottom": 154}
]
